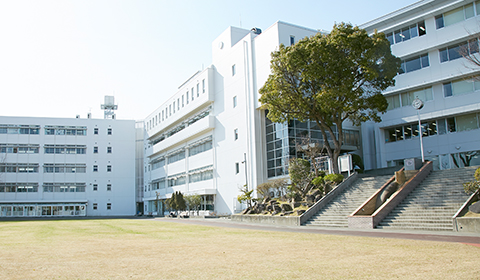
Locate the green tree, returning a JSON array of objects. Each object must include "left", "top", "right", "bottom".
[
  {"left": 237, "top": 184, "right": 254, "bottom": 209},
  {"left": 259, "top": 23, "right": 400, "bottom": 174},
  {"left": 185, "top": 194, "right": 202, "bottom": 216},
  {"left": 288, "top": 158, "right": 314, "bottom": 198},
  {"left": 165, "top": 191, "right": 186, "bottom": 215}
]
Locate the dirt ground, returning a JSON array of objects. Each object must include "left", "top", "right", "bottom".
[{"left": 0, "top": 219, "right": 478, "bottom": 279}]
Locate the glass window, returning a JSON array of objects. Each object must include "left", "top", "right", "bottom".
[
  {"left": 435, "top": 15, "right": 444, "bottom": 29},
  {"left": 456, "top": 113, "right": 478, "bottom": 131},
  {"left": 386, "top": 95, "right": 400, "bottom": 111},
  {"left": 233, "top": 96, "right": 237, "bottom": 108},
  {"left": 437, "top": 119, "right": 447, "bottom": 135},
  {"left": 444, "top": 7, "right": 464, "bottom": 26},
  {"left": 232, "top": 64, "right": 236, "bottom": 76},
  {"left": 234, "top": 128, "right": 238, "bottom": 140},
  {"left": 93, "top": 165, "right": 98, "bottom": 172},
  {"left": 107, "top": 128, "right": 112, "bottom": 135},
  {"left": 107, "top": 165, "right": 112, "bottom": 172},
  {"left": 447, "top": 117, "right": 456, "bottom": 132},
  {"left": 107, "top": 147, "right": 112, "bottom": 154},
  {"left": 93, "top": 146, "right": 98, "bottom": 154}
]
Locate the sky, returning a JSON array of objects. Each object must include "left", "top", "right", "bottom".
[{"left": 0, "top": 0, "right": 419, "bottom": 121}]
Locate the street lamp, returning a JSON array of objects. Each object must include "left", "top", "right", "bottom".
[{"left": 412, "top": 97, "right": 425, "bottom": 162}]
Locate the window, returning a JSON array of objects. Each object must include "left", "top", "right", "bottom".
[
  {"left": 188, "top": 166, "right": 213, "bottom": 183},
  {"left": 94, "top": 128, "right": 98, "bottom": 135},
  {"left": 234, "top": 128, "right": 239, "bottom": 141},
  {"left": 233, "top": 96, "right": 237, "bottom": 108},
  {"left": 107, "top": 184, "right": 111, "bottom": 191},
  {"left": 44, "top": 145, "right": 86, "bottom": 154},
  {"left": 189, "top": 139, "right": 212, "bottom": 157},
  {"left": 0, "top": 144, "right": 39, "bottom": 154},
  {"left": 232, "top": 64, "right": 236, "bottom": 76},
  {"left": 107, "top": 147, "right": 112, "bottom": 154},
  {"left": 0, "top": 163, "right": 39, "bottom": 173},
  {"left": 93, "top": 146, "right": 98, "bottom": 154},
  {"left": 107, "top": 203, "right": 111, "bottom": 210},
  {"left": 93, "top": 184, "right": 98, "bottom": 191},
  {"left": 177, "top": 98, "right": 180, "bottom": 110},
  {"left": 167, "top": 150, "right": 185, "bottom": 164},
  {"left": 182, "top": 95, "right": 185, "bottom": 107},
  {"left": 162, "top": 110, "right": 164, "bottom": 121},
  {"left": 435, "top": 3, "right": 476, "bottom": 29},
  {"left": 235, "top": 162, "right": 240, "bottom": 174},
  {"left": 107, "top": 165, "right": 112, "bottom": 172},
  {"left": 387, "top": 21, "right": 426, "bottom": 45},
  {"left": 192, "top": 87, "right": 195, "bottom": 100},
  {"left": 197, "top": 83, "right": 200, "bottom": 97},
  {"left": 107, "top": 128, "right": 112, "bottom": 135},
  {"left": 93, "top": 203, "right": 97, "bottom": 210},
  {"left": 443, "top": 77, "right": 480, "bottom": 97},
  {"left": 290, "top": 35, "right": 295, "bottom": 46},
  {"left": 399, "top": 54, "right": 429, "bottom": 74},
  {"left": 186, "top": 92, "right": 189, "bottom": 104},
  {"left": 173, "top": 102, "right": 175, "bottom": 113},
  {"left": 440, "top": 39, "right": 478, "bottom": 63},
  {"left": 385, "top": 87, "right": 434, "bottom": 111},
  {"left": 202, "top": 79, "right": 205, "bottom": 93},
  {"left": 43, "top": 164, "right": 86, "bottom": 173},
  {"left": 386, "top": 95, "right": 400, "bottom": 111}
]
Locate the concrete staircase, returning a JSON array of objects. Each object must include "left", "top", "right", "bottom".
[
  {"left": 304, "top": 175, "right": 391, "bottom": 227},
  {"left": 376, "top": 166, "right": 477, "bottom": 231}
]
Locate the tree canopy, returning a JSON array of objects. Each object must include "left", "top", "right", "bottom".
[{"left": 259, "top": 23, "right": 400, "bottom": 173}]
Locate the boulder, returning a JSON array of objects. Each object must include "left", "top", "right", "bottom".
[
  {"left": 296, "top": 210, "right": 306, "bottom": 215},
  {"left": 306, "top": 195, "right": 315, "bottom": 203},
  {"left": 280, "top": 203, "right": 293, "bottom": 212},
  {"left": 310, "top": 189, "right": 321, "bottom": 197},
  {"left": 469, "top": 201, "right": 480, "bottom": 214},
  {"left": 315, "top": 195, "right": 322, "bottom": 202},
  {"left": 292, "top": 202, "right": 301, "bottom": 208},
  {"left": 273, "top": 204, "right": 282, "bottom": 213}
]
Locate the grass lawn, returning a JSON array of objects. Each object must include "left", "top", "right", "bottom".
[{"left": 0, "top": 219, "right": 478, "bottom": 279}]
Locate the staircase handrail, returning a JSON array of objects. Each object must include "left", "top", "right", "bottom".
[
  {"left": 453, "top": 188, "right": 480, "bottom": 231},
  {"left": 299, "top": 172, "right": 358, "bottom": 225}
]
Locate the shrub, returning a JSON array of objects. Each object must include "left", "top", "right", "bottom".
[
  {"left": 464, "top": 167, "right": 480, "bottom": 194},
  {"left": 324, "top": 174, "right": 344, "bottom": 184}
]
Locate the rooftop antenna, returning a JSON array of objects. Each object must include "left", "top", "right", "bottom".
[{"left": 101, "top": 95, "right": 118, "bottom": 119}]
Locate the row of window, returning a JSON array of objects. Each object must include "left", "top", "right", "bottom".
[
  {"left": 385, "top": 112, "right": 480, "bottom": 143},
  {"left": 0, "top": 183, "right": 114, "bottom": 193},
  {"left": 386, "top": 1, "right": 480, "bottom": 46},
  {"left": 0, "top": 144, "right": 39, "bottom": 154},
  {"left": 0, "top": 125, "right": 112, "bottom": 135},
  {"left": 0, "top": 164, "right": 112, "bottom": 173},
  {"left": 149, "top": 166, "right": 213, "bottom": 191},
  {"left": 435, "top": 1, "right": 480, "bottom": 29},
  {"left": 45, "top": 126, "right": 87, "bottom": 136},
  {"left": 150, "top": 139, "right": 213, "bottom": 171},
  {"left": 386, "top": 20, "right": 426, "bottom": 45},
  {"left": 150, "top": 107, "right": 211, "bottom": 146},
  {"left": 1, "top": 144, "right": 113, "bottom": 155},
  {"left": 386, "top": 77, "right": 480, "bottom": 111},
  {"left": 146, "top": 78, "right": 206, "bottom": 131},
  {"left": 386, "top": 87, "right": 433, "bottom": 111},
  {"left": 0, "top": 204, "right": 87, "bottom": 217},
  {"left": 93, "top": 203, "right": 111, "bottom": 210}
]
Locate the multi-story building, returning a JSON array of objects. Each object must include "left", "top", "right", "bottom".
[
  {"left": 360, "top": 0, "right": 480, "bottom": 170},
  {"left": 0, "top": 116, "right": 136, "bottom": 217},
  {"left": 142, "top": 22, "right": 361, "bottom": 215}
]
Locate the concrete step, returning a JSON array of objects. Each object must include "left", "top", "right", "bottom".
[{"left": 375, "top": 166, "right": 476, "bottom": 231}]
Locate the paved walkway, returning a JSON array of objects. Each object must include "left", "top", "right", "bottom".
[{"left": 155, "top": 217, "right": 480, "bottom": 246}]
